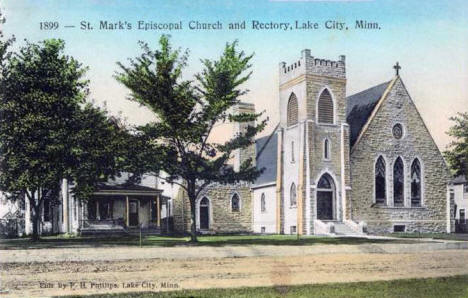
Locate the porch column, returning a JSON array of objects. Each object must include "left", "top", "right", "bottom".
[
  {"left": 62, "top": 179, "right": 69, "bottom": 233},
  {"left": 126, "top": 196, "right": 129, "bottom": 227},
  {"left": 96, "top": 200, "right": 100, "bottom": 220},
  {"left": 156, "top": 195, "right": 161, "bottom": 228}
]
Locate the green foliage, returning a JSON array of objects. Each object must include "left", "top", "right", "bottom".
[
  {"left": 0, "top": 38, "right": 132, "bottom": 239},
  {"left": 116, "top": 35, "right": 267, "bottom": 241},
  {"left": 444, "top": 112, "right": 468, "bottom": 177},
  {"left": 0, "top": 39, "right": 87, "bottom": 194}
]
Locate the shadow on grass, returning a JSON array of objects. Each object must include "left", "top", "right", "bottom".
[{"left": 0, "top": 234, "right": 416, "bottom": 250}]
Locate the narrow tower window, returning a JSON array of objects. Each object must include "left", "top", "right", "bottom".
[
  {"left": 290, "top": 183, "right": 297, "bottom": 207},
  {"left": 261, "top": 193, "right": 266, "bottom": 213},
  {"left": 375, "top": 156, "right": 386, "bottom": 205},
  {"left": 323, "top": 139, "right": 330, "bottom": 160},
  {"left": 291, "top": 141, "right": 295, "bottom": 162}
]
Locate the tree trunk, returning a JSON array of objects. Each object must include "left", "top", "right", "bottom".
[
  {"left": 189, "top": 195, "right": 197, "bottom": 242},
  {"left": 31, "top": 205, "right": 40, "bottom": 241}
]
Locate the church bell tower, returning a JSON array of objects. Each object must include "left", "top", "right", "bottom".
[{"left": 276, "top": 49, "right": 350, "bottom": 235}]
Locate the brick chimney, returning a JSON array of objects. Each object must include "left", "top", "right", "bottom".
[{"left": 233, "top": 102, "right": 256, "bottom": 172}]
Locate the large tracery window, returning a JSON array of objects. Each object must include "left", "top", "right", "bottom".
[
  {"left": 287, "top": 93, "right": 298, "bottom": 126},
  {"left": 411, "top": 159, "right": 422, "bottom": 207},
  {"left": 317, "top": 89, "right": 334, "bottom": 124},
  {"left": 290, "top": 183, "right": 297, "bottom": 207},
  {"left": 375, "top": 156, "right": 386, "bottom": 205},
  {"left": 393, "top": 157, "right": 404, "bottom": 207}
]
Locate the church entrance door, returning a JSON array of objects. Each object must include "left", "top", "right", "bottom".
[
  {"left": 316, "top": 174, "right": 335, "bottom": 220},
  {"left": 199, "top": 197, "right": 209, "bottom": 230}
]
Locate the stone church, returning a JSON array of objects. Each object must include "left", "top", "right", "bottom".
[
  {"left": 173, "top": 49, "right": 454, "bottom": 235},
  {"left": 0, "top": 49, "right": 456, "bottom": 237}
]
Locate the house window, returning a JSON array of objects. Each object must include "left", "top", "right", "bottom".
[
  {"left": 290, "top": 183, "right": 297, "bottom": 207},
  {"left": 290, "top": 225, "right": 297, "bottom": 234},
  {"left": 87, "top": 200, "right": 97, "bottom": 220},
  {"left": 43, "top": 198, "right": 51, "bottom": 222},
  {"left": 461, "top": 209, "right": 466, "bottom": 224},
  {"left": 231, "top": 194, "right": 240, "bottom": 212},
  {"left": 323, "top": 139, "right": 330, "bottom": 160},
  {"left": 411, "top": 159, "right": 422, "bottom": 207},
  {"left": 261, "top": 226, "right": 266, "bottom": 233},
  {"left": 100, "top": 201, "right": 113, "bottom": 220},
  {"left": 261, "top": 193, "right": 266, "bottom": 213},
  {"left": 317, "top": 89, "right": 334, "bottom": 124},
  {"left": 393, "top": 157, "right": 404, "bottom": 207},
  {"left": 287, "top": 93, "right": 298, "bottom": 126},
  {"left": 375, "top": 156, "right": 386, "bottom": 205},
  {"left": 393, "top": 225, "right": 406, "bottom": 232},
  {"left": 464, "top": 184, "right": 468, "bottom": 193}
]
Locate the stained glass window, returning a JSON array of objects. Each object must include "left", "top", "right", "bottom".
[
  {"left": 393, "top": 157, "right": 404, "bottom": 206},
  {"left": 393, "top": 123, "right": 403, "bottom": 139},
  {"left": 231, "top": 194, "right": 240, "bottom": 212},
  {"left": 375, "top": 156, "right": 386, "bottom": 205},
  {"left": 411, "top": 159, "right": 421, "bottom": 207}
]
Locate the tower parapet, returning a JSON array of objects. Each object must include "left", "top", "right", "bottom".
[{"left": 279, "top": 49, "right": 346, "bottom": 85}]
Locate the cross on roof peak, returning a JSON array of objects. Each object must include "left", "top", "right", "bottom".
[{"left": 393, "top": 62, "right": 401, "bottom": 76}]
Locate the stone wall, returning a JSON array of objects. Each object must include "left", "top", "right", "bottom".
[
  {"left": 173, "top": 183, "right": 253, "bottom": 234},
  {"left": 350, "top": 77, "right": 452, "bottom": 234}
]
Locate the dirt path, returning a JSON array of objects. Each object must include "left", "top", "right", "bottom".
[{"left": 1, "top": 249, "right": 468, "bottom": 297}]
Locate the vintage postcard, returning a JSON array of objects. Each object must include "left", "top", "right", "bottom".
[{"left": 0, "top": 0, "right": 467, "bottom": 297}]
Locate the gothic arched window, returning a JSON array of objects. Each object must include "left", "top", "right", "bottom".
[
  {"left": 231, "top": 194, "right": 240, "bottom": 212},
  {"left": 411, "top": 159, "right": 422, "bottom": 207},
  {"left": 393, "top": 157, "right": 404, "bottom": 206},
  {"left": 290, "top": 183, "right": 297, "bottom": 207},
  {"left": 323, "top": 139, "right": 330, "bottom": 160},
  {"left": 375, "top": 156, "right": 386, "bottom": 205},
  {"left": 287, "top": 93, "right": 298, "bottom": 126},
  {"left": 261, "top": 193, "right": 266, "bottom": 213},
  {"left": 317, "top": 89, "right": 334, "bottom": 124}
]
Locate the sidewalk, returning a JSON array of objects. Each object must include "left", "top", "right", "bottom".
[{"left": 2, "top": 238, "right": 467, "bottom": 264}]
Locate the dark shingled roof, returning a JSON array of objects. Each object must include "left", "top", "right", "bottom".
[
  {"left": 452, "top": 175, "right": 467, "bottom": 185},
  {"left": 253, "top": 132, "right": 278, "bottom": 187},
  {"left": 96, "top": 183, "right": 161, "bottom": 193},
  {"left": 346, "top": 81, "right": 391, "bottom": 147}
]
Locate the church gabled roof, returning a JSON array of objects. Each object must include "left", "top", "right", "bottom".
[
  {"left": 253, "top": 128, "right": 278, "bottom": 187},
  {"left": 346, "top": 80, "right": 392, "bottom": 147},
  {"left": 452, "top": 175, "right": 467, "bottom": 185}
]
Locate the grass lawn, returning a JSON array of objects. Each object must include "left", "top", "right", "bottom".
[
  {"left": 68, "top": 275, "right": 468, "bottom": 298},
  {"left": 0, "top": 234, "right": 414, "bottom": 250}
]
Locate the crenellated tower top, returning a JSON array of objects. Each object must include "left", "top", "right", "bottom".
[{"left": 279, "top": 49, "right": 346, "bottom": 85}]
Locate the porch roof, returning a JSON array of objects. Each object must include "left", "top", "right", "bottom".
[{"left": 93, "top": 183, "right": 163, "bottom": 196}]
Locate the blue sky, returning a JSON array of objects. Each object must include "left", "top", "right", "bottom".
[{"left": 2, "top": 0, "right": 468, "bottom": 149}]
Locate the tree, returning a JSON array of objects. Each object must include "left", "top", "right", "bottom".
[
  {"left": 116, "top": 36, "right": 266, "bottom": 242},
  {"left": 0, "top": 39, "right": 130, "bottom": 240},
  {"left": 444, "top": 112, "right": 468, "bottom": 177}
]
